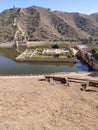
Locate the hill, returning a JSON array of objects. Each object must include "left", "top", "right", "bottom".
[{"left": 0, "top": 6, "right": 98, "bottom": 42}]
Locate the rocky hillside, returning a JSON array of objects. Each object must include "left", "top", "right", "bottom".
[{"left": 0, "top": 6, "right": 98, "bottom": 41}]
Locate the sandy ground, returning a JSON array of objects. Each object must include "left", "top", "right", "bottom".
[{"left": 0, "top": 72, "right": 98, "bottom": 130}]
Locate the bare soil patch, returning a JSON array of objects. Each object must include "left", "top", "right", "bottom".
[{"left": 0, "top": 73, "right": 98, "bottom": 130}]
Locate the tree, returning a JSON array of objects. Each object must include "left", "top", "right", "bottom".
[{"left": 52, "top": 44, "right": 59, "bottom": 49}]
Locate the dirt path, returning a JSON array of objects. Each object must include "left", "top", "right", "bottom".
[{"left": 14, "top": 10, "right": 25, "bottom": 40}]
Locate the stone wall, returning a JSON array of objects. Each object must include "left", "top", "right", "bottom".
[{"left": 77, "top": 50, "right": 98, "bottom": 71}]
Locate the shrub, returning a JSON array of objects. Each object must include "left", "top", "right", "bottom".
[
  {"left": 54, "top": 54, "right": 59, "bottom": 57},
  {"left": 92, "top": 48, "right": 98, "bottom": 60},
  {"left": 52, "top": 44, "right": 59, "bottom": 49}
]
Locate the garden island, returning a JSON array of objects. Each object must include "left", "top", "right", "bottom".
[{"left": 16, "top": 45, "right": 77, "bottom": 63}]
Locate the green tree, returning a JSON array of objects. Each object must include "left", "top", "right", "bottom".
[{"left": 52, "top": 44, "right": 59, "bottom": 49}]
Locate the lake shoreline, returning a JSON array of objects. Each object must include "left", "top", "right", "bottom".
[{"left": 0, "top": 71, "right": 98, "bottom": 79}]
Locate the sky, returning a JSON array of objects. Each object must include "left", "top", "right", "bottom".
[{"left": 0, "top": 0, "right": 98, "bottom": 14}]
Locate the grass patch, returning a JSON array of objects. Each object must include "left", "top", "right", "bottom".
[
  {"left": 59, "top": 55, "right": 68, "bottom": 58},
  {"left": 32, "top": 54, "right": 68, "bottom": 59},
  {"left": 36, "top": 48, "right": 43, "bottom": 52},
  {"left": 32, "top": 54, "right": 41, "bottom": 58},
  {"left": 32, "top": 54, "right": 53, "bottom": 58}
]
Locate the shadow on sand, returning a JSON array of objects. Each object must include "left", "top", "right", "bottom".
[{"left": 85, "top": 89, "right": 97, "bottom": 92}]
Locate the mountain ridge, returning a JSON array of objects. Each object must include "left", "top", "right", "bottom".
[{"left": 0, "top": 6, "right": 98, "bottom": 42}]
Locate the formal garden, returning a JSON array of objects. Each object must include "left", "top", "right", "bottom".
[{"left": 16, "top": 44, "right": 76, "bottom": 62}]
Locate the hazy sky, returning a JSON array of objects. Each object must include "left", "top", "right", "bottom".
[{"left": 0, "top": 0, "right": 98, "bottom": 14}]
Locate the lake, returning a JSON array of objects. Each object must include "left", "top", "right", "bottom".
[{"left": 0, "top": 48, "right": 90, "bottom": 74}]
